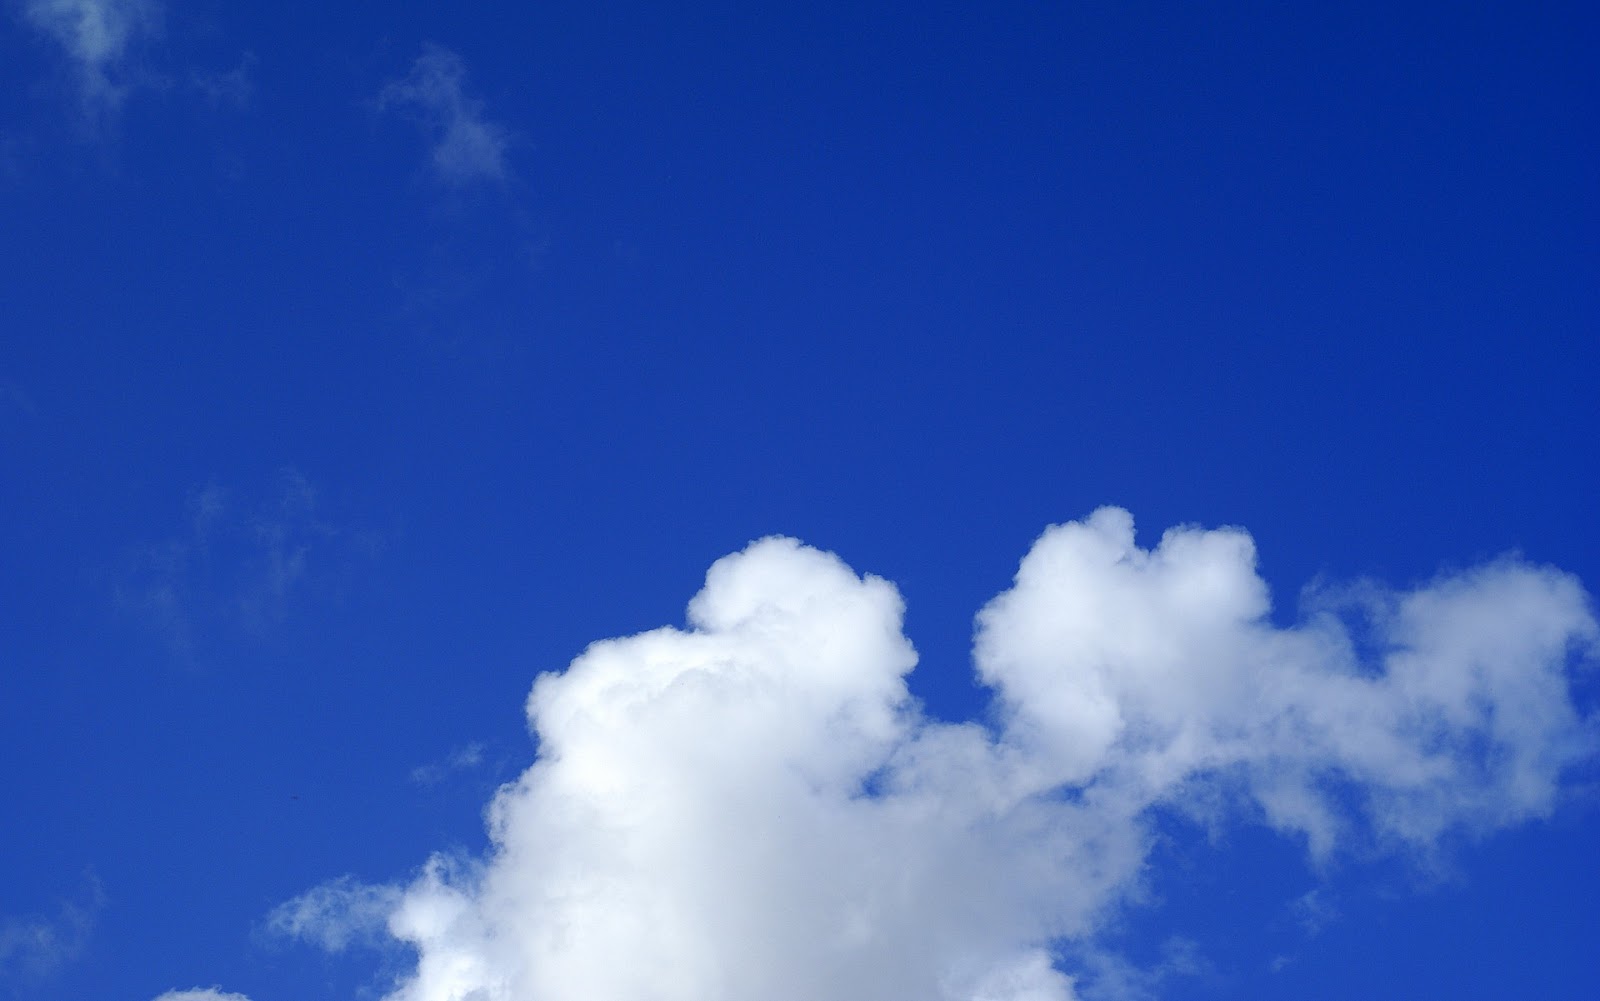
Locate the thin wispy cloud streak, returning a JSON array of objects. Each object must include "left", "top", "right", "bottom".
[
  {"left": 151, "top": 990, "right": 253, "bottom": 1001},
  {"left": 379, "top": 44, "right": 512, "bottom": 186},
  {"left": 20, "top": 0, "right": 161, "bottom": 116},
  {"left": 164, "top": 509, "right": 1597, "bottom": 1001}
]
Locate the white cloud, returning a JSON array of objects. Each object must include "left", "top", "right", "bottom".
[
  {"left": 225, "top": 509, "right": 1593, "bottom": 1000},
  {"left": 973, "top": 508, "right": 1596, "bottom": 856},
  {"left": 20, "top": 0, "right": 161, "bottom": 113},
  {"left": 379, "top": 44, "right": 512, "bottom": 186},
  {"left": 267, "top": 876, "right": 402, "bottom": 953},
  {"left": 151, "top": 989, "right": 253, "bottom": 1001}
]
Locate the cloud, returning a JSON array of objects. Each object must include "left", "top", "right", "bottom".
[
  {"left": 379, "top": 44, "right": 512, "bottom": 186},
  {"left": 0, "top": 872, "right": 105, "bottom": 984},
  {"left": 189, "top": 51, "right": 255, "bottom": 109},
  {"left": 151, "top": 990, "right": 253, "bottom": 1001},
  {"left": 410, "top": 742, "right": 488, "bottom": 788},
  {"left": 201, "top": 509, "right": 1596, "bottom": 1000},
  {"left": 117, "top": 469, "right": 377, "bottom": 660},
  {"left": 1288, "top": 888, "right": 1337, "bottom": 936},
  {"left": 267, "top": 876, "right": 403, "bottom": 954},
  {"left": 19, "top": 0, "right": 161, "bottom": 114}
]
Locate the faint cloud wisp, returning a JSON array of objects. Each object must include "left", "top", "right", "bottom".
[
  {"left": 151, "top": 990, "right": 253, "bottom": 1001},
  {"left": 116, "top": 469, "right": 378, "bottom": 662},
  {"left": 189, "top": 51, "right": 256, "bottom": 109},
  {"left": 409, "top": 742, "right": 488, "bottom": 788},
  {"left": 0, "top": 872, "right": 105, "bottom": 986},
  {"left": 378, "top": 44, "right": 513, "bottom": 186},
  {"left": 19, "top": 0, "right": 162, "bottom": 118}
]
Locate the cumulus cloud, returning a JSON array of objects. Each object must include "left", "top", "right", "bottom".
[
  {"left": 19, "top": 0, "right": 161, "bottom": 113},
  {"left": 210, "top": 509, "right": 1596, "bottom": 1000},
  {"left": 379, "top": 44, "right": 512, "bottom": 186}
]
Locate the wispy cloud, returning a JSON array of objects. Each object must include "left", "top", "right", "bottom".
[
  {"left": 117, "top": 469, "right": 377, "bottom": 661},
  {"left": 19, "top": 0, "right": 162, "bottom": 117},
  {"left": 0, "top": 872, "right": 105, "bottom": 985},
  {"left": 151, "top": 990, "right": 253, "bottom": 1001},
  {"left": 409, "top": 741, "right": 488, "bottom": 788},
  {"left": 163, "top": 508, "right": 1599, "bottom": 1001},
  {"left": 265, "top": 876, "right": 402, "bottom": 955},
  {"left": 189, "top": 51, "right": 255, "bottom": 109},
  {"left": 1288, "top": 888, "right": 1338, "bottom": 936},
  {"left": 379, "top": 44, "right": 512, "bottom": 186}
]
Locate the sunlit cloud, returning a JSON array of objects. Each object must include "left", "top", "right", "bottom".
[{"left": 167, "top": 509, "right": 1597, "bottom": 1000}]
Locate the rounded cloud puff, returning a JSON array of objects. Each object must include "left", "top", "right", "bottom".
[{"left": 252, "top": 509, "right": 1595, "bottom": 1001}]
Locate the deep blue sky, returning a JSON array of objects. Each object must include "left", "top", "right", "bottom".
[{"left": 2, "top": 3, "right": 1596, "bottom": 1000}]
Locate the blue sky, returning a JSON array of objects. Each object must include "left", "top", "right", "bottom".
[{"left": 2, "top": 3, "right": 1597, "bottom": 1000}]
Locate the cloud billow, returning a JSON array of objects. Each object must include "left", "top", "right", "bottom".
[{"left": 182, "top": 508, "right": 1598, "bottom": 1001}]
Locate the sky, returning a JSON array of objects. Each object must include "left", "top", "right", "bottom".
[{"left": 2, "top": 2, "right": 1597, "bottom": 1000}]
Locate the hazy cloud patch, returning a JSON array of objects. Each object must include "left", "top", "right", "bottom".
[
  {"left": 0, "top": 872, "right": 105, "bottom": 985},
  {"left": 151, "top": 989, "right": 254, "bottom": 1001},
  {"left": 116, "top": 469, "right": 378, "bottom": 661},
  {"left": 19, "top": 0, "right": 162, "bottom": 118},
  {"left": 189, "top": 50, "right": 255, "bottom": 109},
  {"left": 410, "top": 742, "right": 489, "bottom": 788},
  {"left": 379, "top": 44, "right": 512, "bottom": 186}
]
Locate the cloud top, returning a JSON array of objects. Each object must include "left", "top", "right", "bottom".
[
  {"left": 203, "top": 509, "right": 1599, "bottom": 1001},
  {"left": 379, "top": 44, "right": 512, "bottom": 185}
]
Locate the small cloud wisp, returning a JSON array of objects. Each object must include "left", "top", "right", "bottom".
[{"left": 378, "top": 44, "right": 512, "bottom": 186}]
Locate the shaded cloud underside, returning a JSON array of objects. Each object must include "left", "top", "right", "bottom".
[{"left": 175, "top": 509, "right": 1597, "bottom": 1001}]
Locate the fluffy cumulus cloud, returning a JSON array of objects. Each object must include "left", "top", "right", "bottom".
[
  {"left": 169, "top": 509, "right": 1598, "bottom": 1001},
  {"left": 20, "top": 0, "right": 161, "bottom": 112},
  {"left": 152, "top": 990, "right": 253, "bottom": 1001},
  {"left": 379, "top": 44, "right": 512, "bottom": 185}
]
